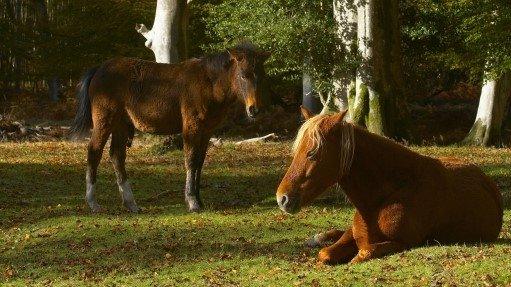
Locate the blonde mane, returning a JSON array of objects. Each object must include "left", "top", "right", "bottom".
[{"left": 292, "top": 114, "right": 355, "bottom": 179}]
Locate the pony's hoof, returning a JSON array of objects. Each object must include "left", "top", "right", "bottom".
[{"left": 305, "top": 233, "right": 326, "bottom": 248}]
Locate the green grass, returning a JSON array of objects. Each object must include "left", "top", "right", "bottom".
[{"left": 1, "top": 140, "right": 510, "bottom": 286}]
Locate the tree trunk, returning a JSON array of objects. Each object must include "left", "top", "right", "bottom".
[
  {"left": 136, "top": 0, "right": 187, "bottom": 63},
  {"left": 302, "top": 70, "right": 323, "bottom": 115},
  {"left": 462, "top": 71, "right": 511, "bottom": 146},
  {"left": 48, "top": 77, "right": 61, "bottom": 102},
  {"left": 351, "top": 0, "right": 408, "bottom": 138},
  {"left": 329, "top": 0, "right": 357, "bottom": 115}
]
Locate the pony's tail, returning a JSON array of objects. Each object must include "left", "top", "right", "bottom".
[{"left": 71, "top": 67, "right": 98, "bottom": 138}]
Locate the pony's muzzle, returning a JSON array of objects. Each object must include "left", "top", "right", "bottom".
[
  {"left": 247, "top": 105, "right": 259, "bottom": 119},
  {"left": 276, "top": 194, "right": 300, "bottom": 214}
]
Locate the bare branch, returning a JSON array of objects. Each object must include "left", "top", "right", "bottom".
[
  {"left": 235, "top": 133, "right": 278, "bottom": 145},
  {"left": 135, "top": 23, "right": 151, "bottom": 39}
]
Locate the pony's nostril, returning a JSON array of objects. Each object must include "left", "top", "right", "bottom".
[
  {"left": 248, "top": 106, "right": 259, "bottom": 116},
  {"left": 279, "top": 195, "right": 288, "bottom": 207}
]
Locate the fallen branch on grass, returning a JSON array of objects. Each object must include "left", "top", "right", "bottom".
[{"left": 235, "top": 133, "right": 278, "bottom": 145}]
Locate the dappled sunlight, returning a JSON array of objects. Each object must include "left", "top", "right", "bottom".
[{"left": 1, "top": 142, "right": 511, "bottom": 285}]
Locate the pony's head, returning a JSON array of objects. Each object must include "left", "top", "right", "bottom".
[
  {"left": 276, "top": 107, "right": 354, "bottom": 214},
  {"left": 227, "top": 43, "right": 270, "bottom": 119}
]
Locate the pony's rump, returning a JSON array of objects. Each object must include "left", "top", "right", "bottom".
[{"left": 71, "top": 67, "right": 98, "bottom": 138}]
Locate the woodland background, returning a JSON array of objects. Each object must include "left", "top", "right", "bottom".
[{"left": 1, "top": 0, "right": 510, "bottom": 145}]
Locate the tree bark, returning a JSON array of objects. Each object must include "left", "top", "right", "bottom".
[
  {"left": 351, "top": 0, "right": 408, "bottom": 138},
  {"left": 136, "top": 0, "right": 187, "bottom": 63},
  {"left": 302, "top": 70, "right": 323, "bottom": 115},
  {"left": 48, "top": 77, "right": 61, "bottom": 102},
  {"left": 462, "top": 71, "right": 511, "bottom": 146},
  {"left": 328, "top": 0, "right": 357, "bottom": 115}
]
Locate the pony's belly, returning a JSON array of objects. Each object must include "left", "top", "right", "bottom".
[{"left": 126, "top": 108, "right": 182, "bottom": 134}]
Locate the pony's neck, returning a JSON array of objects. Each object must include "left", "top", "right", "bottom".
[
  {"left": 339, "top": 126, "right": 418, "bottom": 212},
  {"left": 211, "top": 72, "right": 237, "bottom": 104}
]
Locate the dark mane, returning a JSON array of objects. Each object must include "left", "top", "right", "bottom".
[
  {"left": 200, "top": 42, "right": 260, "bottom": 76},
  {"left": 200, "top": 50, "right": 231, "bottom": 76}
]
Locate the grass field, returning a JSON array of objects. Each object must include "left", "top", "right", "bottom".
[{"left": 1, "top": 139, "right": 510, "bottom": 286}]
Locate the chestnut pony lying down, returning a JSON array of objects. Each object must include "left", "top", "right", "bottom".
[{"left": 276, "top": 107, "right": 503, "bottom": 265}]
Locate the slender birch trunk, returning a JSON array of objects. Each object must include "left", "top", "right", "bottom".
[
  {"left": 462, "top": 71, "right": 511, "bottom": 146},
  {"left": 352, "top": 0, "right": 372, "bottom": 127},
  {"left": 135, "top": 0, "right": 187, "bottom": 63},
  {"left": 326, "top": 0, "right": 357, "bottom": 115}
]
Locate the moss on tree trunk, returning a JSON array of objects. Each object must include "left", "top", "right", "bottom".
[
  {"left": 367, "top": 90, "right": 384, "bottom": 135},
  {"left": 351, "top": 0, "right": 409, "bottom": 139},
  {"left": 462, "top": 119, "right": 489, "bottom": 146},
  {"left": 351, "top": 82, "right": 369, "bottom": 127}
]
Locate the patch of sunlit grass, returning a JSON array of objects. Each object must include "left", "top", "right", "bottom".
[{"left": 1, "top": 141, "right": 510, "bottom": 286}]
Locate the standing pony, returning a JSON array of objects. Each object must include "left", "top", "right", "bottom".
[
  {"left": 276, "top": 107, "right": 503, "bottom": 264},
  {"left": 72, "top": 44, "right": 270, "bottom": 213}
]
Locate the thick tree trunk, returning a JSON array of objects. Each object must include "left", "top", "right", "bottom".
[
  {"left": 462, "top": 71, "right": 511, "bottom": 146},
  {"left": 328, "top": 0, "right": 357, "bottom": 115},
  {"left": 351, "top": 0, "right": 408, "bottom": 138},
  {"left": 136, "top": 0, "right": 187, "bottom": 63}
]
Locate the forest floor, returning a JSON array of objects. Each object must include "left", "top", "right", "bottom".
[{"left": 1, "top": 138, "right": 510, "bottom": 286}]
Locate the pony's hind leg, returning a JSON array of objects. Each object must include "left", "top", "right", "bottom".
[
  {"left": 110, "top": 125, "right": 139, "bottom": 213},
  {"left": 86, "top": 123, "right": 111, "bottom": 212},
  {"left": 318, "top": 228, "right": 358, "bottom": 265}
]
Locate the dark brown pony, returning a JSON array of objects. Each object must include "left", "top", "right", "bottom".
[
  {"left": 72, "top": 43, "right": 270, "bottom": 213},
  {"left": 276, "top": 107, "right": 503, "bottom": 264}
]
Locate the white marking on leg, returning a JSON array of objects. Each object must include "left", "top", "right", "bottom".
[
  {"left": 118, "top": 180, "right": 139, "bottom": 213},
  {"left": 86, "top": 171, "right": 101, "bottom": 212}
]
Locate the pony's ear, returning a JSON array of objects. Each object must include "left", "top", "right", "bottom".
[
  {"left": 258, "top": 51, "right": 271, "bottom": 62},
  {"left": 224, "top": 57, "right": 235, "bottom": 70},
  {"left": 300, "top": 105, "right": 314, "bottom": 120},
  {"left": 332, "top": 109, "right": 349, "bottom": 124}
]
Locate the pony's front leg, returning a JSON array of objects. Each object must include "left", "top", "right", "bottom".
[
  {"left": 183, "top": 134, "right": 209, "bottom": 212},
  {"left": 317, "top": 228, "right": 358, "bottom": 265},
  {"left": 350, "top": 241, "right": 405, "bottom": 264},
  {"left": 305, "top": 229, "right": 344, "bottom": 248}
]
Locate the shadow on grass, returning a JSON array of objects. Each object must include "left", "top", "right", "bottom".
[
  {"left": 1, "top": 159, "right": 509, "bottom": 230},
  {"left": 0, "top": 215, "right": 309, "bottom": 280},
  {"left": 0, "top": 160, "right": 289, "bottom": 229},
  {"left": 494, "top": 238, "right": 511, "bottom": 245}
]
